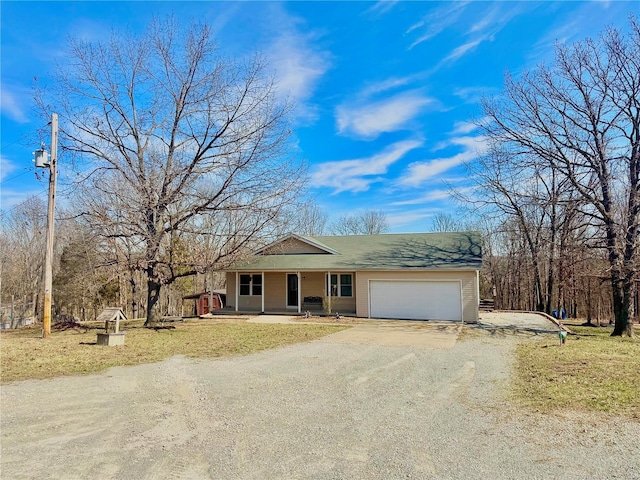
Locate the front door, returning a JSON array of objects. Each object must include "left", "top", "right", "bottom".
[{"left": 287, "top": 274, "right": 298, "bottom": 308}]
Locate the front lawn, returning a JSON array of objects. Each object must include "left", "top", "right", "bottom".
[
  {"left": 512, "top": 323, "right": 640, "bottom": 418},
  {"left": 0, "top": 319, "right": 348, "bottom": 383}
]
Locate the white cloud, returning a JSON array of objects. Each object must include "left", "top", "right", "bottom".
[
  {"left": 0, "top": 87, "right": 29, "bottom": 123},
  {"left": 266, "top": 7, "right": 331, "bottom": 121},
  {"left": 407, "top": 2, "right": 470, "bottom": 50},
  {"left": 451, "top": 120, "right": 479, "bottom": 135},
  {"left": 399, "top": 135, "right": 487, "bottom": 187},
  {"left": 360, "top": 75, "right": 419, "bottom": 96},
  {"left": 0, "top": 187, "right": 46, "bottom": 211},
  {"left": 391, "top": 186, "right": 475, "bottom": 206},
  {"left": 453, "top": 86, "right": 495, "bottom": 104},
  {"left": 0, "top": 155, "right": 17, "bottom": 182},
  {"left": 270, "top": 34, "right": 329, "bottom": 105},
  {"left": 386, "top": 209, "right": 436, "bottom": 228},
  {"left": 336, "top": 91, "right": 433, "bottom": 139},
  {"left": 441, "top": 36, "right": 486, "bottom": 64},
  {"left": 413, "top": 3, "right": 527, "bottom": 65},
  {"left": 402, "top": 156, "right": 469, "bottom": 187},
  {"left": 311, "top": 139, "right": 423, "bottom": 194},
  {"left": 365, "top": 1, "right": 398, "bottom": 16}
]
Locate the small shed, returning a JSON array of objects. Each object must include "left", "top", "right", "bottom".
[{"left": 182, "top": 290, "right": 226, "bottom": 316}]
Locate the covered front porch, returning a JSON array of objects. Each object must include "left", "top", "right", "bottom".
[{"left": 225, "top": 271, "right": 356, "bottom": 315}]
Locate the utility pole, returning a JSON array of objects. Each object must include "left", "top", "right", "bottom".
[{"left": 34, "top": 113, "right": 58, "bottom": 338}]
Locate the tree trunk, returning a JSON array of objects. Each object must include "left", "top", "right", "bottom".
[
  {"left": 611, "top": 275, "right": 633, "bottom": 336},
  {"left": 585, "top": 276, "right": 593, "bottom": 325},
  {"left": 144, "top": 268, "right": 162, "bottom": 326}
]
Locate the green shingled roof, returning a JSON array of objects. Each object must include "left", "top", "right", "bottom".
[{"left": 230, "top": 232, "right": 482, "bottom": 271}]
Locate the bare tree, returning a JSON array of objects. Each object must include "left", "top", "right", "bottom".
[
  {"left": 479, "top": 17, "right": 640, "bottom": 336},
  {"left": 429, "top": 213, "right": 463, "bottom": 233},
  {"left": 330, "top": 209, "right": 389, "bottom": 235},
  {"left": 38, "top": 18, "right": 304, "bottom": 325},
  {"left": 0, "top": 197, "right": 47, "bottom": 312},
  {"left": 288, "top": 200, "right": 328, "bottom": 236}
]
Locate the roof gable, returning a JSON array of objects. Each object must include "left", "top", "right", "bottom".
[{"left": 254, "top": 234, "right": 339, "bottom": 256}]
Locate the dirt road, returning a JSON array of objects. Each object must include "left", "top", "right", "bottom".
[{"left": 2, "top": 317, "right": 638, "bottom": 479}]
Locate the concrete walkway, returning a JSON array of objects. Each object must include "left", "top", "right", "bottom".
[
  {"left": 323, "top": 322, "right": 460, "bottom": 349},
  {"left": 478, "top": 311, "right": 561, "bottom": 334},
  {"left": 246, "top": 311, "right": 561, "bottom": 348},
  {"left": 248, "top": 314, "right": 461, "bottom": 349},
  {"left": 246, "top": 314, "right": 301, "bottom": 324}
]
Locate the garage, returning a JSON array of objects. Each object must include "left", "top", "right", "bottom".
[{"left": 369, "top": 280, "right": 463, "bottom": 321}]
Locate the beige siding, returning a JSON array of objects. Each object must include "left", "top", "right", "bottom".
[
  {"left": 301, "top": 272, "right": 325, "bottom": 297},
  {"left": 238, "top": 295, "right": 260, "bottom": 311},
  {"left": 327, "top": 296, "right": 356, "bottom": 315},
  {"left": 355, "top": 270, "right": 478, "bottom": 322},
  {"left": 226, "top": 272, "right": 236, "bottom": 309},
  {"left": 262, "top": 238, "right": 329, "bottom": 255},
  {"left": 264, "top": 272, "right": 286, "bottom": 310}
]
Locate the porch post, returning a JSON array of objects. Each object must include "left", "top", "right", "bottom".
[
  {"left": 261, "top": 271, "right": 265, "bottom": 313},
  {"left": 327, "top": 271, "right": 332, "bottom": 314},
  {"left": 297, "top": 271, "right": 301, "bottom": 314},
  {"left": 235, "top": 272, "right": 239, "bottom": 312}
]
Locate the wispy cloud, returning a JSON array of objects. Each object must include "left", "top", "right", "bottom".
[
  {"left": 270, "top": 34, "right": 329, "bottom": 104},
  {"left": 311, "top": 139, "right": 423, "bottom": 194},
  {"left": 336, "top": 91, "right": 433, "bottom": 139},
  {"left": 0, "top": 86, "right": 30, "bottom": 124},
  {"left": 407, "top": 2, "right": 469, "bottom": 50},
  {"left": 391, "top": 186, "right": 475, "bottom": 206},
  {"left": 386, "top": 209, "right": 436, "bottom": 228},
  {"left": 441, "top": 37, "right": 486, "bottom": 64},
  {"left": 414, "top": 2, "right": 528, "bottom": 66},
  {"left": 364, "top": 0, "right": 398, "bottom": 16},
  {"left": 360, "top": 74, "right": 422, "bottom": 97},
  {"left": 0, "top": 185, "right": 46, "bottom": 211},
  {"left": 0, "top": 155, "right": 17, "bottom": 182},
  {"left": 451, "top": 120, "right": 480, "bottom": 135},
  {"left": 266, "top": 6, "right": 331, "bottom": 121},
  {"left": 452, "top": 86, "right": 495, "bottom": 104},
  {"left": 399, "top": 135, "right": 487, "bottom": 188}
]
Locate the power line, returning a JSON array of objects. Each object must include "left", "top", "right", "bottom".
[
  {"left": 0, "top": 138, "right": 28, "bottom": 150},
  {"left": 0, "top": 169, "right": 33, "bottom": 185}
]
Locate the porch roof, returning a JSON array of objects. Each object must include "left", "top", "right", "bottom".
[{"left": 229, "top": 232, "right": 482, "bottom": 272}]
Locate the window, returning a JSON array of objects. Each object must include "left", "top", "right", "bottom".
[
  {"left": 327, "top": 273, "right": 353, "bottom": 297},
  {"left": 340, "top": 274, "right": 352, "bottom": 297},
  {"left": 240, "top": 274, "right": 262, "bottom": 296},
  {"left": 252, "top": 274, "right": 262, "bottom": 296}
]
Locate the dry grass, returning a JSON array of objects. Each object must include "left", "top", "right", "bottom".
[
  {"left": 512, "top": 323, "right": 640, "bottom": 418},
  {"left": 0, "top": 319, "right": 348, "bottom": 384}
]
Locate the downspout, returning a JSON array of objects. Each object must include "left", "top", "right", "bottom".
[{"left": 235, "top": 272, "right": 239, "bottom": 312}]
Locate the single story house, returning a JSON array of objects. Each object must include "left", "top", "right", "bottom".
[{"left": 225, "top": 232, "right": 482, "bottom": 322}]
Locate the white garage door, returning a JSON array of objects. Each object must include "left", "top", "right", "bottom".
[{"left": 369, "top": 280, "right": 462, "bottom": 321}]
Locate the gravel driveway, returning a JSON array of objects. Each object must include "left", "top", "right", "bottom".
[{"left": 2, "top": 314, "right": 638, "bottom": 479}]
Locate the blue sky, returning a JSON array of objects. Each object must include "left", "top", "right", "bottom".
[{"left": 1, "top": 1, "right": 636, "bottom": 232}]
